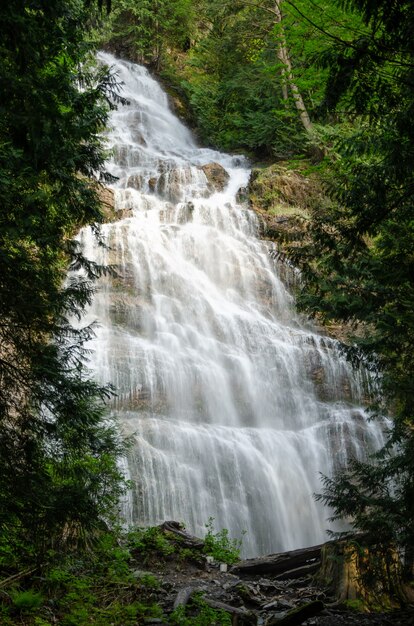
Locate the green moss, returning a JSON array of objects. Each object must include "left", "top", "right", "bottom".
[
  {"left": 248, "top": 163, "right": 325, "bottom": 217},
  {"left": 343, "top": 598, "right": 367, "bottom": 612}
]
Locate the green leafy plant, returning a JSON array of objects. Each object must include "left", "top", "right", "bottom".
[
  {"left": 170, "top": 596, "right": 232, "bottom": 626},
  {"left": 138, "top": 573, "right": 160, "bottom": 589},
  {"left": 178, "top": 547, "right": 198, "bottom": 562},
  {"left": 203, "top": 518, "right": 243, "bottom": 565},
  {"left": 127, "top": 526, "right": 175, "bottom": 556},
  {"left": 11, "top": 589, "right": 44, "bottom": 613}
]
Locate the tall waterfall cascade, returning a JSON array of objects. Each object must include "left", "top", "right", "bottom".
[{"left": 81, "top": 52, "right": 384, "bottom": 557}]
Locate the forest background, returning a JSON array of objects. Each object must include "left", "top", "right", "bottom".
[{"left": 0, "top": 0, "right": 413, "bottom": 623}]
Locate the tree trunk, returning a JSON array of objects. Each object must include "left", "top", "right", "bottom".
[
  {"left": 173, "top": 586, "right": 194, "bottom": 609},
  {"left": 203, "top": 598, "right": 253, "bottom": 618},
  {"left": 274, "top": 0, "right": 312, "bottom": 132},
  {"left": 316, "top": 539, "right": 413, "bottom": 610}
]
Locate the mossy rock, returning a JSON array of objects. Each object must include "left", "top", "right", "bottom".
[{"left": 248, "top": 163, "right": 324, "bottom": 217}]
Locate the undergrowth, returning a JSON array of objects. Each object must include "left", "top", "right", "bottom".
[
  {"left": 203, "top": 517, "right": 244, "bottom": 565},
  {"left": 0, "top": 522, "right": 243, "bottom": 624}
]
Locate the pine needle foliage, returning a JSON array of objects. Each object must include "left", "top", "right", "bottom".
[{"left": 0, "top": 0, "right": 127, "bottom": 572}]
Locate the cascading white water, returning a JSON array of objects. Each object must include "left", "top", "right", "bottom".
[{"left": 80, "top": 52, "right": 384, "bottom": 557}]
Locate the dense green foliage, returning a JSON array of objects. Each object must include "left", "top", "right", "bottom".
[
  {"left": 0, "top": 526, "right": 236, "bottom": 625},
  {"left": 0, "top": 529, "right": 163, "bottom": 625},
  {"left": 102, "top": 0, "right": 194, "bottom": 68},
  {"left": 102, "top": 0, "right": 363, "bottom": 156},
  {"left": 292, "top": 0, "right": 414, "bottom": 577},
  {"left": 0, "top": 0, "right": 126, "bottom": 573},
  {"left": 170, "top": 0, "right": 303, "bottom": 155}
]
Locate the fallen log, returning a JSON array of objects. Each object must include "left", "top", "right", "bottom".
[
  {"left": 203, "top": 598, "right": 252, "bottom": 617},
  {"left": 266, "top": 600, "right": 324, "bottom": 626},
  {"left": 232, "top": 543, "right": 325, "bottom": 576},
  {"left": 160, "top": 521, "right": 204, "bottom": 549},
  {"left": 173, "top": 586, "right": 194, "bottom": 609}
]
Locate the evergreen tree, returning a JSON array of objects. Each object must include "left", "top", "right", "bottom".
[
  {"left": 0, "top": 0, "right": 126, "bottom": 571},
  {"left": 170, "top": 0, "right": 307, "bottom": 155},
  {"left": 104, "top": 0, "right": 194, "bottom": 68},
  {"left": 293, "top": 0, "right": 414, "bottom": 577}
]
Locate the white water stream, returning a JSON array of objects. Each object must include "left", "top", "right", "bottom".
[{"left": 80, "top": 52, "right": 384, "bottom": 557}]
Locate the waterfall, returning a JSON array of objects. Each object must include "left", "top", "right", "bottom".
[{"left": 80, "top": 52, "right": 384, "bottom": 557}]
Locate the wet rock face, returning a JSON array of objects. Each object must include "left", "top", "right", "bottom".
[
  {"left": 236, "top": 186, "right": 249, "bottom": 204},
  {"left": 96, "top": 185, "right": 116, "bottom": 221},
  {"left": 247, "top": 164, "right": 367, "bottom": 347},
  {"left": 127, "top": 174, "right": 144, "bottom": 190},
  {"left": 198, "top": 162, "right": 230, "bottom": 192},
  {"left": 97, "top": 185, "right": 133, "bottom": 223},
  {"left": 97, "top": 185, "right": 115, "bottom": 212}
]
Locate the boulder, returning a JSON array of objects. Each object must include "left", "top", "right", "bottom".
[
  {"left": 127, "top": 174, "right": 144, "bottom": 190},
  {"left": 199, "top": 162, "right": 230, "bottom": 192},
  {"left": 236, "top": 186, "right": 249, "bottom": 204}
]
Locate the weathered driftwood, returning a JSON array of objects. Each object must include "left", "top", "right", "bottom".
[
  {"left": 232, "top": 543, "right": 324, "bottom": 576},
  {"left": 273, "top": 561, "right": 321, "bottom": 581},
  {"left": 160, "top": 521, "right": 204, "bottom": 549},
  {"left": 266, "top": 600, "right": 324, "bottom": 625},
  {"left": 173, "top": 586, "right": 194, "bottom": 609},
  {"left": 203, "top": 597, "right": 252, "bottom": 617}
]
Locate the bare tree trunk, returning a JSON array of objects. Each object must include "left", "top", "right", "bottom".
[
  {"left": 274, "top": 0, "right": 312, "bottom": 132},
  {"left": 277, "top": 46, "right": 289, "bottom": 102}
]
